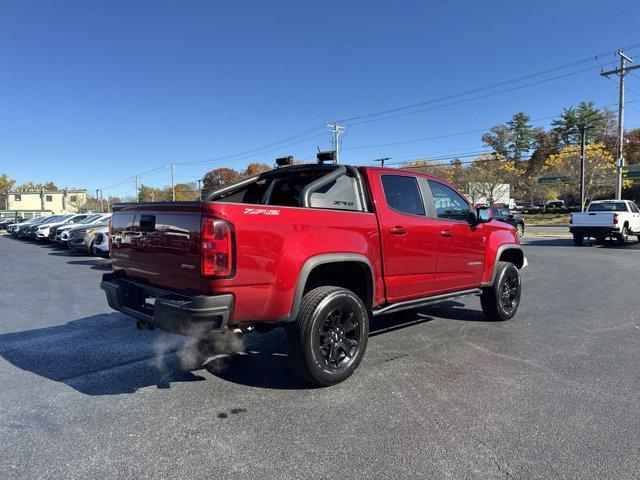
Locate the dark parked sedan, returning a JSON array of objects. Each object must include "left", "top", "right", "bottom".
[
  {"left": 491, "top": 205, "right": 525, "bottom": 237},
  {"left": 0, "top": 217, "right": 21, "bottom": 230}
]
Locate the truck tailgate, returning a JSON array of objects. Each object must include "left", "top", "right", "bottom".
[
  {"left": 572, "top": 212, "right": 615, "bottom": 227},
  {"left": 110, "top": 202, "right": 205, "bottom": 294}
]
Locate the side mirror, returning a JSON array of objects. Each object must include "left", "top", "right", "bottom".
[
  {"left": 477, "top": 207, "right": 492, "bottom": 223},
  {"left": 468, "top": 210, "right": 479, "bottom": 227}
]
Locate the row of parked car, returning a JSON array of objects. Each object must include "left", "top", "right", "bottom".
[{"left": 1, "top": 212, "right": 111, "bottom": 255}]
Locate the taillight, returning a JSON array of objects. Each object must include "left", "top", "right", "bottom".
[
  {"left": 613, "top": 213, "right": 619, "bottom": 225},
  {"left": 201, "top": 217, "right": 234, "bottom": 277}
]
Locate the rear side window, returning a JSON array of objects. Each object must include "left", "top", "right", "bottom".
[
  {"left": 381, "top": 175, "right": 425, "bottom": 216},
  {"left": 630, "top": 202, "right": 639, "bottom": 213},
  {"left": 428, "top": 181, "right": 470, "bottom": 221}
]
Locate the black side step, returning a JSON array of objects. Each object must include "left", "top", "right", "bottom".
[{"left": 372, "top": 288, "right": 482, "bottom": 317}]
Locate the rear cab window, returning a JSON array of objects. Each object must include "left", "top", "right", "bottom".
[
  {"left": 587, "top": 202, "right": 629, "bottom": 212},
  {"left": 380, "top": 175, "right": 426, "bottom": 216}
]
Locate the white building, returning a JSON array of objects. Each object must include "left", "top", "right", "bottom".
[
  {"left": 466, "top": 182, "right": 512, "bottom": 206},
  {"left": 7, "top": 189, "right": 87, "bottom": 214}
]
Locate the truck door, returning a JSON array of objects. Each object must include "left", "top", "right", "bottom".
[
  {"left": 427, "top": 180, "right": 486, "bottom": 292},
  {"left": 369, "top": 171, "right": 438, "bottom": 303},
  {"left": 629, "top": 202, "right": 640, "bottom": 232}
]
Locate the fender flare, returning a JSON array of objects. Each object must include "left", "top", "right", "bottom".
[
  {"left": 483, "top": 244, "right": 524, "bottom": 287},
  {"left": 284, "top": 253, "right": 375, "bottom": 322}
]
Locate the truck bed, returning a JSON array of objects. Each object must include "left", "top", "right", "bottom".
[{"left": 109, "top": 200, "right": 381, "bottom": 323}]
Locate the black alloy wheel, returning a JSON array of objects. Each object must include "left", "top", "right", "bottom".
[
  {"left": 498, "top": 266, "right": 520, "bottom": 315},
  {"left": 316, "top": 306, "right": 361, "bottom": 371}
]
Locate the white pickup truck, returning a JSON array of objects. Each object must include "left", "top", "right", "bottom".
[{"left": 570, "top": 200, "right": 640, "bottom": 245}]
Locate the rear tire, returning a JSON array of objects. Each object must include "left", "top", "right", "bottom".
[
  {"left": 89, "top": 240, "right": 96, "bottom": 256},
  {"left": 617, "top": 226, "right": 629, "bottom": 245},
  {"left": 480, "top": 262, "right": 521, "bottom": 322},
  {"left": 286, "top": 286, "right": 369, "bottom": 386},
  {"left": 573, "top": 234, "right": 584, "bottom": 246}
]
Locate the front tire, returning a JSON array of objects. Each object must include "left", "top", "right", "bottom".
[
  {"left": 480, "top": 262, "right": 521, "bottom": 322},
  {"left": 286, "top": 286, "right": 369, "bottom": 386}
]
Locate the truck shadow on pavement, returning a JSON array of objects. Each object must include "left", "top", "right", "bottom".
[
  {"left": 0, "top": 303, "right": 492, "bottom": 394},
  {"left": 0, "top": 313, "right": 206, "bottom": 396},
  {"left": 207, "top": 302, "right": 487, "bottom": 389}
]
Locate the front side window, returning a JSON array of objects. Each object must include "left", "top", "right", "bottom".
[
  {"left": 428, "top": 181, "right": 470, "bottom": 221},
  {"left": 381, "top": 175, "right": 425, "bottom": 216}
]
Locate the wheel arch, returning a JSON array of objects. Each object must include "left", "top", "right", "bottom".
[
  {"left": 288, "top": 254, "right": 375, "bottom": 321},
  {"left": 483, "top": 244, "right": 524, "bottom": 287}
]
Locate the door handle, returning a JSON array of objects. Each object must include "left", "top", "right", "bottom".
[
  {"left": 440, "top": 229, "right": 453, "bottom": 237},
  {"left": 389, "top": 226, "right": 407, "bottom": 235}
]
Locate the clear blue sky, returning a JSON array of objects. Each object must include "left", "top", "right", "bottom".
[{"left": 1, "top": 0, "right": 640, "bottom": 198}]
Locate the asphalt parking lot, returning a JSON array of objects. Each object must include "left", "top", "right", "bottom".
[{"left": 1, "top": 233, "right": 639, "bottom": 479}]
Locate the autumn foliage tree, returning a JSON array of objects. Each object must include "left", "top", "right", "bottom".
[
  {"left": 0, "top": 173, "right": 16, "bottom": 209},
  {"left": 244, "top": 163, "right": 271, "bottom": 176},
  {"left": 202, "top": 168, "right": 242, "bottom": 194},
  {"left": 541, "top": 143, "right": 619, "bottom": 203}
]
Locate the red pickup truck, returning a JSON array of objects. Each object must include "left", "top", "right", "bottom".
[{"left": 101, "top": 163, "right": 525, "bottom": 385}]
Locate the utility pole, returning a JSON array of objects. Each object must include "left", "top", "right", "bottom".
[
  {"left": 133, "top": 175, "right": 141, "bottom": 202},
  {"left": 601, "top": 51, "right": 640, "bottom": 199},
  {"left": 579, "top": 126, "right": 587, "bottom": 212},
  {"left": 166, "top": 164, "right": 175, "bottom": 201},
  {"left": 95, "top": 189, "right": 100, "bottom": 212},
  {"left": 374, "top": 157, "right": 390, "bottom": 167},
  {"left": 327, "top": 123, "right": 346, "bottom": 164},
  {"left": 197, "top": 179, "right": 203, "bottom": 201}
]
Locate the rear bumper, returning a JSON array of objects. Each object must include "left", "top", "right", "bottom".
[
  {"left": 100, "top": 273, "right": 233, "bottom": 336},
  {"left": 570, "top": 226, "right": 620, "bottom": 236}
]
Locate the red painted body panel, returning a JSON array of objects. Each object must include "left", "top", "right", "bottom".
[
  {"left": 201, "top": 202, "right": 383, "bottom": 322},
  {"left": 108, "top": 166, "right": 520, "bottom": 326},
  {"left": 363, "top": 169, "right": 439, "bottom": 302}
]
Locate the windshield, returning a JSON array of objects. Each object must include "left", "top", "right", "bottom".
[
  {"left": 492, "top": 207, "right": 510, "bottom": 217},
  {"left": 587, "top": 202, "right": 628, "bottom": 212},
  {"left": 79, "top": 214, "right": 101, "bottom": 224}
]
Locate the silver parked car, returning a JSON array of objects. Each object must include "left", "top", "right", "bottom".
[
  {"left": 90, "top": 227, "right": 110, "bottom": 257},
  {"left": 68, "top": 215, "right": 111, "bottom": 253}
]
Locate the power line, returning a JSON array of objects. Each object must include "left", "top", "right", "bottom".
[
  {"left": 346, "top": 65, "right": 603, "bottom": 127},
  {"left": 344, "top": 100, "right": 640, "bottom": 152},
  {"left": 92, "top": 44, "right": 640, "bottom": 193},
  {"left": 340, "top": 43, "right": 640, "bottom": 125}
]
